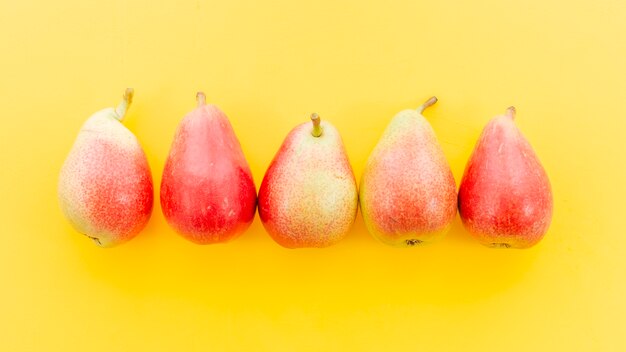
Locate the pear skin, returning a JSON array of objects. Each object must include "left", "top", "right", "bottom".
[
  {"left": 258, "top": 114, "right": 358, "bottom": 248},
  {"left": 58, "top": 89, "right": 154, "bottom": 247},
  {"left": 160, "top": 93, "right": 256, "bottom": 244},
  {"left": 458, "top": 107, "right": 553, "bottom": 249},
  {"left": 360, "top": 97, "right": 457, "bottom": 247}
]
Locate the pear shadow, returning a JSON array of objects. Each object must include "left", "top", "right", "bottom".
[{"left": 71, "top": 198, "right": 540, "bottom": 319}]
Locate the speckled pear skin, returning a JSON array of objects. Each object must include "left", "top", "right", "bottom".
[
  {"left": 160, "top": 94, "right": 257, "bottom": 245},
  {"left": 58, "top": 89, "right": 154, "bottom": 247},
  {"left": 258, "top": 117, "right": 358, "bottom": 248},
  {"left": 458, "top": 108, "right": 552, "bottom": 249},
  {"left": 359, "top": 98, "right": 457, "bottom": 247}
]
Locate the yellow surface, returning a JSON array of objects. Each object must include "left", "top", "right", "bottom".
[{"left": 1, "top": 0, "right": 625, "bottom": 350}]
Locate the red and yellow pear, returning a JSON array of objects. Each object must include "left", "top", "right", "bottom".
[
  {"left": 359, "top": 97, "right": 457, "bottom": 247},
  {"left": 258, "top": 114, "right": 358, "bottom": 248},
  {"left": 58, "top": 89, "right": 153, "bottom": 247}
]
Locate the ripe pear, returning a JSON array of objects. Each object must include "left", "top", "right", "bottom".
[
  {"left": 258, "top": 114, "right": 358, "bottom": 248},
  {"left": 458, "top": 107, "right": 553, "bottom": 249},
  {"left": 160, "top": 92, "right": 256, "bottom": 244},
  {"left": 58, "top": 89, "right": 154, "bottom": 247},
  {"left": 359, "top": 97, "right": 457, "bottom": 247}
]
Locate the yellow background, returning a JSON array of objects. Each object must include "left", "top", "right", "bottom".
[{"left": 1, "top": 0, "right": 625, "bottom": 350}]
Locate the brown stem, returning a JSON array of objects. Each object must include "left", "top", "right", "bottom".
[
  {"left": 196, "top": 92, "right": 207, "bottom": 107},
  {"left": 416, "top": 96, "right": 438, "bottom": 114},
  {"left": 506, "top": 106, "right": 516, "bottom": 119},
  {"left": 114, "top": 88, "right": 134, "bottom": 121},
  {"left": 310, "top": 113, "right": 322, "bottom": 137}
]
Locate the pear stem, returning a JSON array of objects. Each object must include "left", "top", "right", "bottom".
[
  {"left": 310, "top": 113, "right": 323, "bottom": 137},
  {"left": 506, "top": 106, "right": 516, "bottom": 119},
  {"left": 114, "top": 88, "right": 134, "bottom": 121},
  {"left": 196, "top": 92, "right": 206, "bottom": 107},
  {"left": 416, "top": 96, "right": 438, "bottom": 114}
]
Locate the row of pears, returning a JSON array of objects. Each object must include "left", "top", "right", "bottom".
[{"left": 58, "top": 89, "right": 553, "bottom": 249}]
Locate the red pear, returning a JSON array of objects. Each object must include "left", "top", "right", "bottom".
[
  {"left": 458, "top": 107, "right": 553, "bottom": 249},
  {"left": 160, "top": 93, "right": 256, "bottom": 244}
]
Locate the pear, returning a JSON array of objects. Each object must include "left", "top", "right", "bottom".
[
  {"left": 359, "top": 97, "right": 457, "bottom": 247},
  {"left": 58, "top": 89, "right": 154, "bottom": 247},
  {"left": 160, "top": 92, "right": 256, "bottom": 244},
  {"left": 458, "top": 107, "right": 553, "bottom": 249},
  {"left": 258, "top": 114, "right": 358, "bottom": 248}
]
